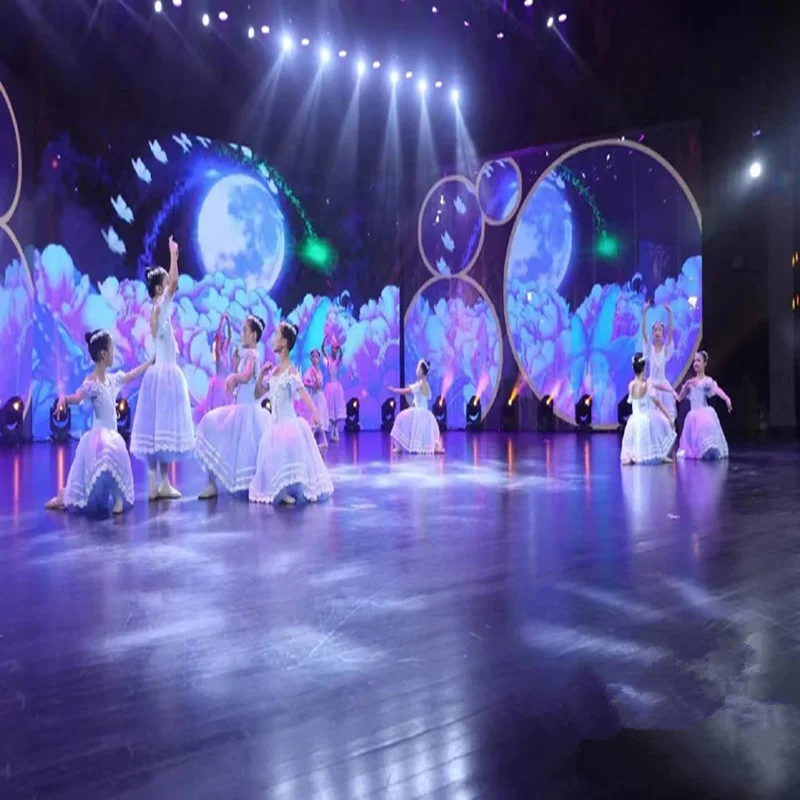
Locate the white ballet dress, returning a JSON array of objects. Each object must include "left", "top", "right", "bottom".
[
  {"left": 195, "top": 350, "right": 273, "bottom": 492},
  {"left": 390, "top": 382, "right": 443, "bottom": 454},
  {"left": 297, "top": 366, "right": 330, "bottom": 432},
  {"left": 249, "top": 369, "right": 334, "bottom": 504},
  {"left": 620, "top": 385, "right": 676, "bottom": 465},
  {"left": 324, "top": 359, "right": 347, "bottom": 421},
  {"left": 63, "top": 372, "right": 135, "bottom": 513},
  {"left": 645, "top": 339, "right": 676, "bottom": 421},
  {"left": 130, "top": 287, "right": 195, "bottom": 463},
  {"left": 678, "top": 378, "right": 729, "bottom": 460}
]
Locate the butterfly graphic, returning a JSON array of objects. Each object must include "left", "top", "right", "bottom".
[
  {"left": 131, "top": 158, "right": 151, "bottom": 184},
  {"left": 172, "top": 133, "right": 192, "bottom": 154},
  {"left": 441, "top": 231, "right": 455, "bottom": 252},
  {"left": 110, "top": 195, "right": 133, "bottom": 224},
  {"left": 149, "top": 139, "right": 168, "bottom": 164},
  {"left": 102, "top": 226, "right": 127, "bottom": 256}
]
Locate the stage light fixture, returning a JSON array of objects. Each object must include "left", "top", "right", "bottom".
[
  {"left": 345, "top": 398, "right": 361, "bottom": 433},
  {"left": 749, "top": 161, "right": 763, "bottom": 179},
  {"left": 524, "top": 0, "right": 533, "bottom": 6},
  {"left": 1, "top": 397, "right": 25, "bottom": 445},
  {"left": 405, "top": 70, "right": 413, "bottom": 79},
  {"left": 50, "top": 399, "right": 71, "bottom": 443},
  {"left": 116, "top": 397, "right": 131, "bottom": 439},
  {"left": 154, "top": 0, "right": 163, "bottom": 13},
  {"left": 381, "top": 398, "right": 396, "bottom": 432},
  {"left": 320, "top": 46, "right": 331, "bottom": 64},
  {"left": 432, "top": 6, "right": 438, "bottom": 12},
  {"left": 339, "top": 49, "right": 347, "bottom": 58},
  {"left": 433, "top": 397, "right": 447, "bottom": 432},
  {"left": 466, "top": 396, "right": 482, "bottom": 431},
  {"left": 262, "top": 397, "right": 272, "bottom": 414},
  {"left": 450, "top": 89, "right": 460, "bottom": 105},
  {"left": 282, "top": 34, "right": 294, "bottom": 52},
  {"left": 417, "top": 78, "right": 428, "bottom": 94},
  {"left": 617, "top": 396, "right": 632, "bottom": 429},
  {"left": 497, "top": 32, "right": 504, "bottom": 39},
  {"left": 202, "top": 13, "right": 210, "bottom": 26},
  {"left": 261, "top": 25, "right": 270, "bottom": 34},
  {"left": 538, "top": 395, "right": 555, "bottom": 432},
  {"left": 434, "top": 80, "right": 442, "bottom": 88},
  {"left": 357, "top": 59, "right": 367, "bottom": 76},
  {"left": 301, "top": 37, "right": 310, "bottom": 47},
  {"left": 218, "top": 11, "right": 228, "bottom": 22},
  {"left": 248, "top": 27, "right": 255, "bottom": 39},
  {"left": 464, "top": 20, "right": 470, "bottom": 27},
  {"left": 547, "top": 16, "right": 554, "bottom": 28},
  {"left": 172, "top": 0, "right": 182, "bottom": 6},
  {"left": 373, "top": 60, "right": 381, "bottom": 69},
  {"left": 390, "top": 70, "right": 399, "bottom": 85},
  {"left": 501, "top": 395, "right": 519, "bottom": 432},
  {"left": 575, "top": 395, "right": 592, "bottom": 429},
  {"left": 558, "top": 13, "right": 568, "bottom": 22}
]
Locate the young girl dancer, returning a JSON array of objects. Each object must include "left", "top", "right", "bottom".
[
  {"left": 620, "top": 352, "right": 678, "bottom": 465},
  {"left": 195, "top": 315, "right": 273, "bottom": 498},
  {"left": 641, "top": 300, "right": 676, "bottom": 421},
  {"left": 205, "top": 313, "right": 234, "bottom": 410},
  {"left": 323, "top": 335, "right": 346, "bottom": 442},
  {"left": 130, "top": 236, "right": 195, "bottom": 499},
  {"left": 249, "top": 321, "right": 334, "bottom": 505},
  {"left": 45, "top": 330, "right": 153, "bottom": 514},
  {"left": 677, "top": 351, "right": 732, "bottom": 459},
  {"left": 387, "top": 359, "right": 444, "bottom": 454},
  {"left": 301, "top": 349, "right": 329, "bottom": 449}
]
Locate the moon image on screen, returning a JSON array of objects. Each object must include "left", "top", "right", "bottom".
[
  {"left": 197, "top": 173, "right": 286, "bottom": 292},
  {"left": 506, "top": 173, "right": 573, "bottom": 290}
]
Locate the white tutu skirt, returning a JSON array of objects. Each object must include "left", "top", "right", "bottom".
[
  {"left": 196, "top": 402, "right": 273, "bottom": 492},
  {"left": 390, "top": 407, "right": 443, "bottom": 454},
  {"left": 249, "top": 417, "right": 334, "bottom": 504},
  {"left": 296, "top": 391, "right": 330, "bottom": 432},
  {"left": 652, "top": 385, "right": 677, "bottom": 421},
  {"left": 130, "top": 363, "right": 195, "bottom": 462},
  {"left": 678, "top": 407, "right": 729, "bottom": 460},
  {"left": 621, "top": 411, "right": 676, "bottom": 464},
  {"left": 63, "top": 428, "right": 135, "bottom": 513},
  {"left": 324, "top": 381, "right": 347, "bottom": 421}
]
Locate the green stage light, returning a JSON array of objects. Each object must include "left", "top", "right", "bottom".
[
  {"left": 596, "top": 230, "right": 619, "bottom": 259},
  {"left": 299, "top": 236, "right": 337, "bottom": 272}
]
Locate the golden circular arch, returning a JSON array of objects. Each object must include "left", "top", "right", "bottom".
[
  {"left": 403, "top": 272, "right": 503, "bottom": 423},
  {"left": 417, "top": 174, "right": 485, "bottom": 278},
  {"left": 503, "top": 138, "right": 703, "bottom": 430}
]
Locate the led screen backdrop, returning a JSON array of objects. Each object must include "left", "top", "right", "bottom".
[
  {"left": 406, "top": 125, "right": 702, "bottom": 429},
  {"left": 0, "top": 80, "right": 400, "bottom": 437}
]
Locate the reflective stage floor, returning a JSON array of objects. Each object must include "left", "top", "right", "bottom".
[{"left": 2, "top": 432, "right": 800, "bottom": 799}]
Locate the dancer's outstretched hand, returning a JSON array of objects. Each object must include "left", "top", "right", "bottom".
[{"left": 168, "top": 235, "right": 179, "bottom": 258}]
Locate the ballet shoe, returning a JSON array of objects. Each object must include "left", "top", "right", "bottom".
[
  {"left": 112, "top": 498, "right": 124, "bottom": 515},
  {"left": 280, "top": 495, "right": 297, "bottom": 506},
  {"left": 198, "top": 483, "right": 218, "bottom": 500},
  {"left": 45, "top": 496, "right": 64, "bottom": 510},
  {"left": 158, "top": 483, "right": 182, "bottom": 500}
]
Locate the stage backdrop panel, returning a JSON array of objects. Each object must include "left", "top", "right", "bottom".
[
  {"left": 405, "top": 125, "right": 702, "bottom": 429},
  {"left": 1, "top": 122, "right": 399, "bottom": 436}
]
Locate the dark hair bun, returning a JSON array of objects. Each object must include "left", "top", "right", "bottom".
[
  {"left": 419, "top": 359, "right": 430, "bottom": 376},
  {"left": 632, "top": 351, "right": 646, "bottom": 374},
  {"left": 85, "top": 329, "right": 111, "bottom": 363},
  {"left": 84, "top": 331, "right": 94, "bottom": 345}
]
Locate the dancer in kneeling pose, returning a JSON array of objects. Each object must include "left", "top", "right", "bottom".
[
  {"left": 677, "top": 350, "right": 732, "bottom": 460},
  {"left": 46, "top": 330, "right": 153, "bottom": 514},
  {"left": 195, "top": 315, "right": 273, "bottom": 498},
  {"left": 249, "top": 321, "right": 334, "bottom": 505},
  {"left": 620, "top": 352, "right": 678, "bottom": 465},
  {"left": 387, "top": 359, "right": 444, "bottom": 454}
]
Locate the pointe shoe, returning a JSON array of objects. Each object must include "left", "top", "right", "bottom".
[
  {"left": 158, "top": 483, "right": 182, "bottom": 500},
  {"left": 198, "top": 483, "right": 218, "bottom": 500},
  {"left": 280, "top": 495, "right": 297, "bottom": 505},
  {"left": 112, "top": 497, "right": 124, "bottom": 515},
  {"left": 45, "top": 496, "right": 64, "bottom": 510}
]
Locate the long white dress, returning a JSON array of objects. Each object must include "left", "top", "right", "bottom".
[
  {"left": 645, "top": 339, "right": 676, "bottom": 421},
  {"left": 324, "top": 358, "right": 347, "bottom": 421},
  {"left": 620, "top": 383, "right": 676, "bottom": 465},
  {"left": 249, "top": 369, "right": 334, "bottom": 504},
  {"left": 195, "top": 350, "right": 273, "bottom": 492},
  {"left": 678, "top": 377, "right": 729, "bottom": 460},
  {"left": 63, "top": 372, "right": 135, "bottom": 512},
  {"left": 390, "top": 382, "right": 443, "bottom": 454},
  {"left": 130, "top": 287, "right": 195, "bottom": 463}
]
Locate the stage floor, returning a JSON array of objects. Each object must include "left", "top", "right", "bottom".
[{"left": 2, "top": 432, "right": 800, "bottom": 798}]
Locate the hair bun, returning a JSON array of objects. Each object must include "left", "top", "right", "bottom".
[{"left": 84, "top": 331, "right": 94, "bottom": 345}]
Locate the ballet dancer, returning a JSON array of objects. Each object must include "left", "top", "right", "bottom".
[
  {"left": 130, "top": 236, "right": 195, "bottom": 500},
  {"left": 301, "top": 349, "right": 329, "bottom": 449},
  {"left": 205, "top": 312, "right": 234, "bottom": 411},
  {"left": 323, "top": 335, "right": 346, "bottom": 442},
  {"left": 45, "top": 330, "right": 153, "bottom": 514},
  {"left": 676, "top": 350, "right": 732, "bottom": 459},
  {"left": 641, "top": 300, "right": 676, "bottom": 421},
  {"left": 387, "top": 359, "right": 444, "bottom": 454},
  {"left": 620, "top": 352, "right": 678, "bottom": 465},
  {"left": 249, "top": 321, "right": 334, "bottom": 505},
  {"left": 195, "top": 315, "right": 273, "bottom": 498}
]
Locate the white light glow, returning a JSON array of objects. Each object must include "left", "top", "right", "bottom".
[
  {"left": 432, "top": 6, "right": 438, "bottom": 12},
  {"left": 547, "top": 16, "right": 554, "bottom": 27},
  {"left": 373, "top": 60, "right": 381, "bottom": 69},
  {"left": 417, "top": 78, "right": 427, "bottom": 94},
  {"left": 301, "top": 37, "right": 310, "bottom": 47},
  {"left": 320, "top": 47, "right": 331, "bottom": 64},
  {"left": 339, "top": 49, "right": 347, "bottom": 58},
  {"left": 405, "top": 70, "right": 413, "bottom": 79},
  {"left": 749, "top": 161, "right": 763, "bottom": 179},
  {"left": 248, "top": 27, "right": 255, "bottom": 39},
  {"left": 450, "top": 89, "right": 459, "bottom": 104},
  {"left": 558, "top": 13, "right": 567, "bottom": 22},
  {"left": 497, "top": 32, "right": 504, "bottom": 39},
  {"left": 524, "top": 0, "right": 533, "bottom": 6},
  {"left": 390, "top": 70, "right": 399, "bottom": 85},
  {"left": 434, "top": 80, "right": 442, "bottom": 88},
  {"left": 357, "top": 59, "right": 366, "bottom": 76},
  {"left": 218, "top": 10, "right": 228, "bottom": 21},
  {"left": 202, "top": 13, "right": 210, "bottom": 26},
  {"left": 261, "top": 25, "right": 270, "bottom": 34},
  {"left": 172, "top": 0, "right": 182, "bottom": 6},
  {"left": 154, "top": 0, "right": 163, "bottom": 12},
  {"left": 282, "top": 34, "right": 293, "bottom": 52}
]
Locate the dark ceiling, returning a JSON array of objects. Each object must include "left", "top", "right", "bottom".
[{"left": 1, "top": 0, "right": 795, "bottom": 166}]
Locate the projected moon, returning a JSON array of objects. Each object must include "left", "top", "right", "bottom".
[{"left": 197, "top": 173, "right": 286, "bottom": 292}]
